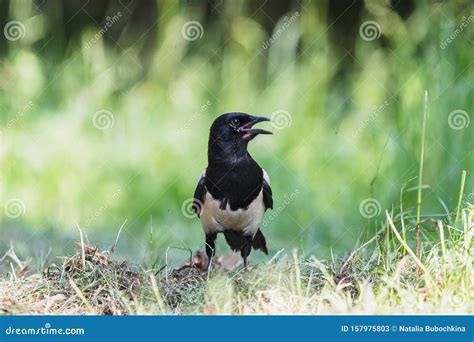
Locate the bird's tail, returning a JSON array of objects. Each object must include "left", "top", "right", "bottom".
[{"left": 252, "top": 229, "right": 268, "bottom": 254}]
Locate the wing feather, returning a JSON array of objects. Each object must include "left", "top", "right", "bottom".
[
  {"left": 192, "top": 170, "right": 207, "bottom": 217},
  {"left": 262, "top": 169, "right": 273, "bottom": 211}
]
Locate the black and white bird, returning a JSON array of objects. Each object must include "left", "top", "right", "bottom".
[{"left": 192, "top": 112, "right": 273, "bottom": 269}]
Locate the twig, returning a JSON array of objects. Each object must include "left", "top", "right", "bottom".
[{"left": 155, "top": 265, "right": 167, "bottom": 276}]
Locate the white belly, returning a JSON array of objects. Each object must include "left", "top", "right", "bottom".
[{"left": 200, "top": 190, "right": 265, "bottom": 236}]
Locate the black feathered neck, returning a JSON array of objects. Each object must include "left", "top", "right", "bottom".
[
  {"left": 206, "top": 135, "right": 263, "bottom": 211},
  {"left": 207, "top": 133, "right": 250, "bottom": 165}
]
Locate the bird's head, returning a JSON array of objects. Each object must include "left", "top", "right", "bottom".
[
  {"left": 208, "top": 112, "right": 272, "bottom": 160},
  {"left": 210, "top": 112, "right": 272, "bottom": 142}
]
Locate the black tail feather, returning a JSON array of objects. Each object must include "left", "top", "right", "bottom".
[
  {"left": 223, "top": 229, "right": 268, "bottom": 255},
  {"left": 252, "top": 229, "right": 268, "bottom": 254},
  {"left": 223, "top": 230, "right": 245, "bottom": 252}
]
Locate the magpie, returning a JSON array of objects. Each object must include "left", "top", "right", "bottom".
[{"left": 192, "top": 112, "right": 273, "bottom": 269}]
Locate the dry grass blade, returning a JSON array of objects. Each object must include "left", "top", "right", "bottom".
[
  {"left": 69, "top": 278, "right": 95, "bottom": 313},
  {"left": 75, "top": 223, "right": 86, "bottom": 269}
]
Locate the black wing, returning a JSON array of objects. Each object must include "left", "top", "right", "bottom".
[
  {"left": 192, "top": 174, "right": 206, "bottom": 217},
  {"left": 262, "top": 178, "right": 273, "bottom": 211}
]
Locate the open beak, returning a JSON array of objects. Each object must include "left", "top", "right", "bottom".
[{"left": 238, "top": 116, "right": 273, "bottom": 136}]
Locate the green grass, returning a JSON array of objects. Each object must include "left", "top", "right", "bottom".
[{"left": 1, "top": 202, "right": 472, "bottom": 315}]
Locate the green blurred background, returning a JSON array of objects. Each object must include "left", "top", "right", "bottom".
[{"left": 0, "top": 0, "right": 472, "bottom": 269}]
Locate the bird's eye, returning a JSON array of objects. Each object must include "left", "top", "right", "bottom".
[{"left": 230, "top": 118, "right": 240, "bottom": 127}]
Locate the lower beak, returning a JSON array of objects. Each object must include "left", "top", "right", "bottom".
[{"left": 239, "top": 116, "right": 273, "bottom": 135}]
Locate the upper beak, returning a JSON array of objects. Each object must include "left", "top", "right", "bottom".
[{"left": 238, "top": 116, "right": 273, "bottom": 135}]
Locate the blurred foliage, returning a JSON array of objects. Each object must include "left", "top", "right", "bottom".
[{"left": 0, "top": 0, "right": 472, "bottom": 265}]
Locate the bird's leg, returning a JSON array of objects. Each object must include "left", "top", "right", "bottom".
[
  {"left": 205, "top": 233, "right": 217, "bottom": 270},
  {"left": 240, "top": 236, "right": 253, "bottom": 269}
]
